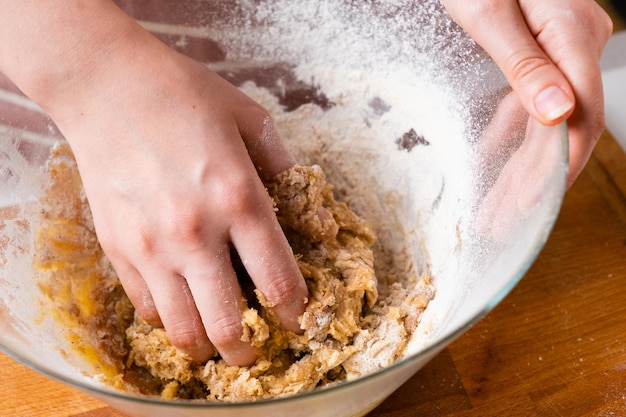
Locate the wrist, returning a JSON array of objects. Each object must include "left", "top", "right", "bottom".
[{"left": 0, "top": 0, "right": 145, "bottom": 117}]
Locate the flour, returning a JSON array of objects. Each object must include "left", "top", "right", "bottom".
[
  {"left": 39, "top": 0, "right": 480, "bottom": 396},
  {"left": 207, "top": 0, "right": 481, "bottom": 351}
]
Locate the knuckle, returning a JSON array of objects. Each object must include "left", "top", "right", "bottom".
[
  {"left": 238, "top": 103, "right": 280, "bottom": 153},
  {"left": 562, "top": 3, "right": 612, "bottom": 46},
  {"left": 167, "top": 321, "right": 207, "bottom": 352},
  {"left": 235, "top": 97, "right": 272, "bottom": 127},
  {"left": 596, "top": 8, "right": 614, "bottom": 44},
  {"left": 207, "top": 315, "right": 244, "bottom": 348},
  {"left": 134, "top": 304, "right": 162, "bottom": 326},
  {"left": 160, "top": 201, "right": 205, "bottom": 247},
  {"left": 263, "top": 270, "right": 304, "bottom": 307},
  {"left": 218, "top": 173, "right": 267, "bottom": 219},
  {"left": 246, "top": 103, "right": 273, "bottom": 126},
  {"left": 464, "top": 0, "right": 500, "bottom": 26},
  {"left": 507, "top": 53, "right": 552, "bottom": 84},
  {"left": 137, "top": 229, "right": 158, "bottom": 257}
]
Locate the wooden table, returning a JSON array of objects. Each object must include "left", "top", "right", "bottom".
[{"left": 2, "top": 5, "right": 625, "bottom": 415}]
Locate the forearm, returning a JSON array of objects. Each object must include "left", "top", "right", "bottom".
[{"left": 0, "top": 0, "right": 142, "bottom": 113}]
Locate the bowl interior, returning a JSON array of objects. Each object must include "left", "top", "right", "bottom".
[{"left": 0, "top": 1, "right": 568, "bottom": 416}]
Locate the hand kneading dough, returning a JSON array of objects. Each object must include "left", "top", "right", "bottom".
[{"left": 35, "top": 142, "right": 435, "bottom": 402}]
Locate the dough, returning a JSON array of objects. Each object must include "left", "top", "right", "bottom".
[{"left": 35, "top": 142, "right": 435, "bottom": 402}]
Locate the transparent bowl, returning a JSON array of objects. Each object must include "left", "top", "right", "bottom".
[{"left": 0, "top": 1, "right": 568, "bottom": 416}]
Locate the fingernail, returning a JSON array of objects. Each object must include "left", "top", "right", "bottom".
[{"left": 534, "top": 86, "right": 574, "bottom": 121}]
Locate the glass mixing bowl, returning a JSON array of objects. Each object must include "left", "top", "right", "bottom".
[{"left": 0, "top": 1, "right": 568, "bottom": 416}]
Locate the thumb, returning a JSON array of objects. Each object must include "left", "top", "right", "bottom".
[{"left": 444, "top": 1, "right": 575, "bottom": 125}]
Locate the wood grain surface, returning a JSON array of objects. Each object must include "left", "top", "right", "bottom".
[{"left": 1, "top": 3, "right": 624, "bottom": 416}]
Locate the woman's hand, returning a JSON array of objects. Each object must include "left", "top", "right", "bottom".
[
  {"left": 442, "top": 0, "right": 613, "bottom": 187},
  {"left": 0, "top": 0, "right": 307, "bottom": 366}
]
